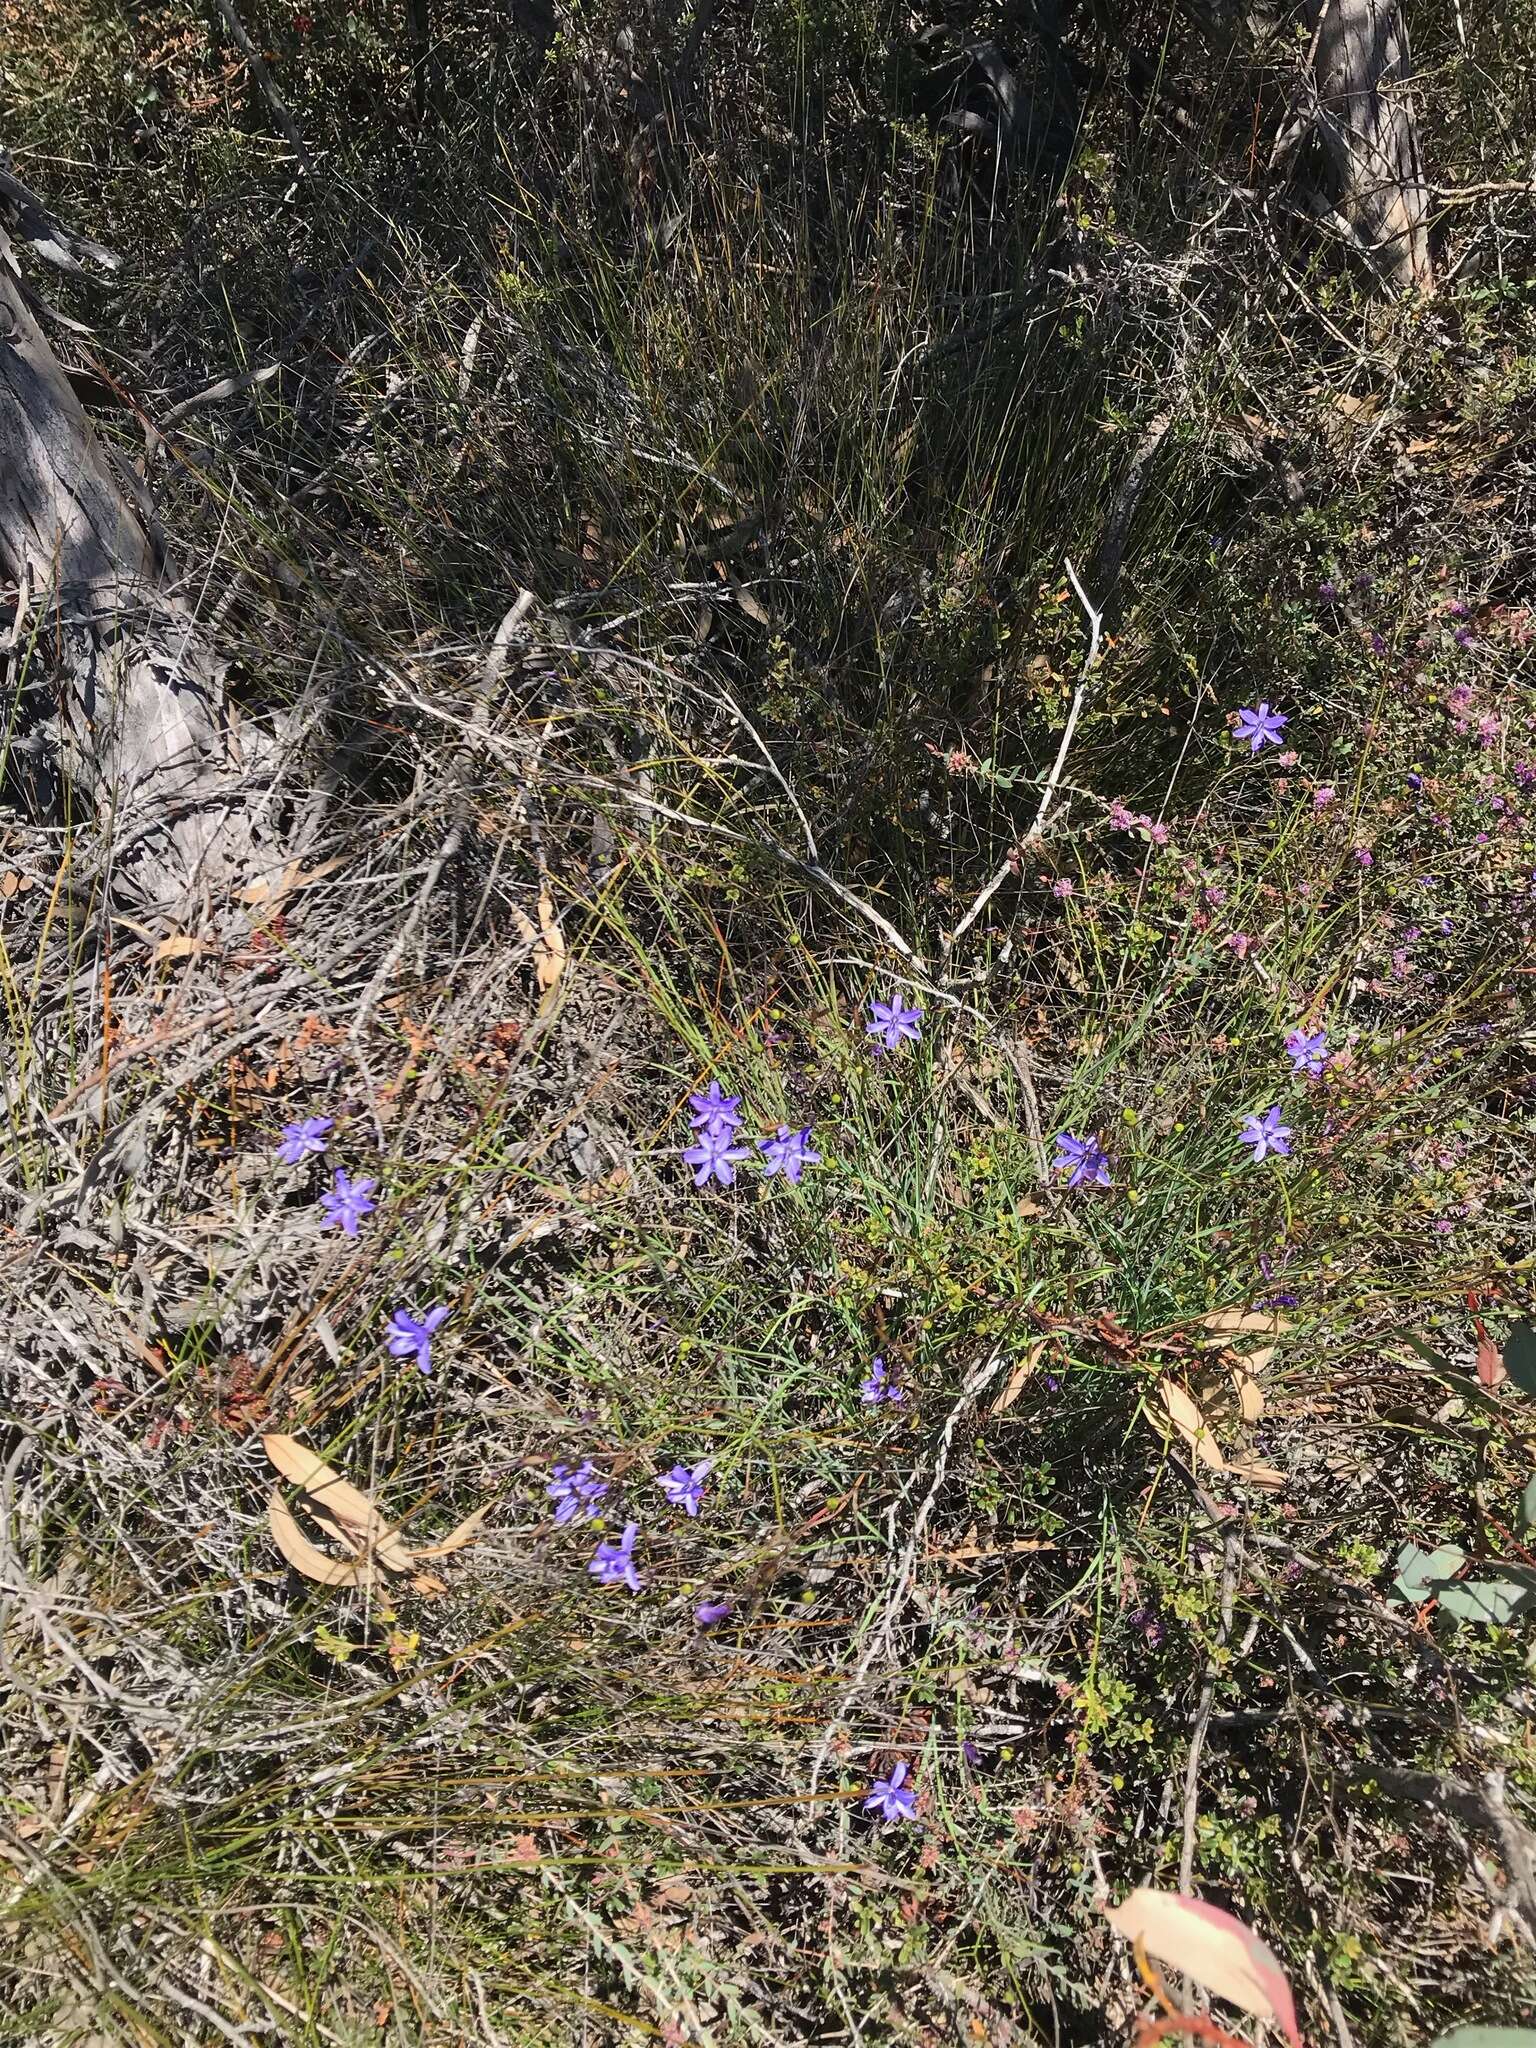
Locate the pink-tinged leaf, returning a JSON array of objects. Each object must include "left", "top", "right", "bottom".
[
  {"left": 1476, "top": 1334, "right": 1507, "bottom": 1390},
  {"left": 1103, "top": 1888, "right": 1300, "bottom": 2047}
]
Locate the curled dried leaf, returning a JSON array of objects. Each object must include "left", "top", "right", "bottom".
[
  {"left": 1476, "top": 1333, "right": 1507, "bottom": 1390},
  {"left": 1225, "top": 1452, "right": 1285, "bottom": 1491},
  {"left": 413, "top": 1501, "right": 496, "bottom": 1560},
  {"left": 1156, "top": 1380, "right": 1227, "bottom": 1472},
  {"left": 1230, "top": 1365, "right": 1265, "bottom": 1423},
  {"left": 990, "top": 1341, "right": 1046, "bottom": 1418},
  {"left": 513, "top": 888, "right": 567, "bottom": 1004},
  {"left": 268, "top": 1491, "right": 371, "bottom": 1587},
  {"left": 263, "top": 1433, "right": 413, "bottom": 1572}
]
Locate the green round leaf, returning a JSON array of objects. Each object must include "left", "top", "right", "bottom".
[
  {"left": 1436, "top": 1574, "right": 1536, "bottom": 1627},
  {"left": 1391, "top": 1540, "right": 1465, "bottom": 1602},
  {"left": 1430, "top": 2030, "right": 1536, "bottom": 2048}
]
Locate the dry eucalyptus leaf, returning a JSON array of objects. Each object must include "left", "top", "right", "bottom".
[
  {"left": 1155, "top": 1380, "right": 1227, "bottom": 1472},
  {"left": 731, "top": 577, "right": 771, "bottom": 625},
  {"left": 262, "top": 1434, "right": 414, "bottom": 1572},
  {"left": 1198, "top": 1308, "right": 1288, "bottom": 1343},
  {"left": 511, "top": 887, "right": 567, "bottom": 1003},
  {"left": 1476, "top": 1333, "right": 1507, "bottom": 1390},
  {"left": 1103, "top": 1889, "right": 1299, "bottom": 2047},
  {"left": 1225, "top": 1453, "right": 1285, "bottom": 1490},
  {"left": 1230, "top": 1365, "right": 1265, "bottom": 1423},
  {"left": 268, "top": 1491, "right": 371, "bottom": 1587},
  {"left": 412, "top": 1501, "right": 496, "bottom": 1560},
  {"left": 990, "top": 1341, "right": 1045, "bottom": 1417}
]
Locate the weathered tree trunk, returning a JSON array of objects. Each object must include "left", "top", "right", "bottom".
[
  {"left": 0, "top": 167, "right": 266, "bottom": 920},
  {"left": 1308, "top": 0, "right": 1433, "bottom": 293}
]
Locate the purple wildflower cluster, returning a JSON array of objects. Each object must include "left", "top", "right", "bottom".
[
  {"left": 1239, "top": 1104, "right": 1292, "bottom": 1161},
  {"left": 547, "top": 1461, "right": 610, "bottom": 1526},
  {"left": 544, "top": 1445, "right": 718, "bottom": 1603},
  {"left": 681, "top": 1079, "right": 821, "bottom": 1190},
  {"left": 658, "top": 1459, "right": 711, "bottom": 1515},
  {"left": 276, "top": 1115, "right": 333, "bottom": 1164},
  {"left": 276, "top": 1113, "right": 456, "bottom": 1379},
  {"left": 1285, "top": 1026, "right": 1329, "bottom": 1077},
  {"left": 589, "top": 1522, "right": 642, "bottom": 1592}
]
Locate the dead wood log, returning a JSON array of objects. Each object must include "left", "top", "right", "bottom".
[
  {"left": 1307, "top": 0, "right": 1433, "bottom": 293},
  {"left": 0, "top": 164, "right": 271, "bottom": 920}
]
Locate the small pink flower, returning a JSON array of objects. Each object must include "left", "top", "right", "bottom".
[
  {"left": 1226, "top": 932, "right": 1253, "bottom": 958},
  {"left": 1205, "top": 886, "right": 1226, "bottom": 906},
  {"left": 1277, "top": 750, "right": 1299, "bottom": 767},
  {"left": 1354, "top": 847, "right": 1373, "bottom": 867},
  {"left": 1106, "top": 800, "right": 1135, "bottom": 830},
  {"left": 1313, "top": 785, "right": 1335, "bottom": 809},
  {"left": 1051, "top": 877, "right": 1074, "bottom": 899},
  {"left": 1140, "top": 816, "right": 1170, "bottom": 846}
]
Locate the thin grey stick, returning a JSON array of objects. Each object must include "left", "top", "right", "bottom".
[
  {"left": 942, "top": 557, "right": 1103, "bottom": 959},
  {"left": 213, "top": 0, "right": 315, "bottom": 175},
  {"left": 1179, "top": 1527, "right": 1241, "bottom": 1893}
]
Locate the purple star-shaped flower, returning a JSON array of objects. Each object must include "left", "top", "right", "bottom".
[
  {"left": 589, "top": 1521, "right": 643, "bottom": 1593},
  {"left": 1239, "top": 1105, "right": 1292, "bottom": 1162},
  {"left": 682, "top": 1126, "right": 752, "bottom": 1188},
  {"left": 863, "top": 1759, "right": 917, "bottom": 1824},
  {"left": 866, "top": 995, "right": 923, "bottom": 1053},
  {"left": 688, "top": 1080, "right": 743, "bottom": 1138},
  {"left": 758, "top": 1124, "right": 821, "bottom": 1183},
  {"left": 385, "top": 1304, "right": 450, "bottom": 1374},
  {"left": 695, "top": 1595, "right": 734, "bottom": 1627},
  {"left": 1051, "top": 1130, "right": 1112, "bottom": 1189},
  {"left": 657, "top": 1460, "right": 711, "bottom": 1517},
  {"left": 1232, "top": 703, "right": 1288, "bottom": 753},
  {"left": 319, "top": 1168, "right": 377, "bottom": 1236},
  {"left": 546, "top": 1460, "right": 609, "bottom": 1527},
  {"left": 276, "top": 1115, "right": 333, "bottom": 1165},
  {"left": 859, "top": 1356, "right": 905, "bottom": 1406},
  {"left": 1284, "top": 1026, "right": 1329, "bottom": 1077}
]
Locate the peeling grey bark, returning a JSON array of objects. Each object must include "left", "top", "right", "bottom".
[
  {"left": 1308, "top": 0, "right": 1433, "bottom": 293},
  {"left": 0, "top": 176, "right": 265, "bottom": 920}
]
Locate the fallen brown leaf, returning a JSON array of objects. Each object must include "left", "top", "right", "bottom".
[
  {"left": 267, "top": 1491, "right": 371, "bottom": 1587},
  {"left": 990, "top": 1341, "right": 1045, "bottom": 1417},
  {"left": 511, "top": 886, "right": 567, "bottom": 1008},
  {"left": 1225, "top": 1453, "right": 1285, "bottom": 1490},
  {"left": 263, "top": 1434, "right": 414, "bottom": 1572},
  {"left": 412, "top": 1500, "right": 496, "bottom": 1560},
  {"left": 1156, "top": 1380, "right": 1227, "bottom": 1472},
  {"left": 1198, "top": 1308, "right": 1288, "bottom": 1342},
  {"left": 1103, "top": 1889, "right": 1299, "bottom": 2047},
  {"left": 1230, "top": 1365, "right": 1265, "bottom": 1423}
]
